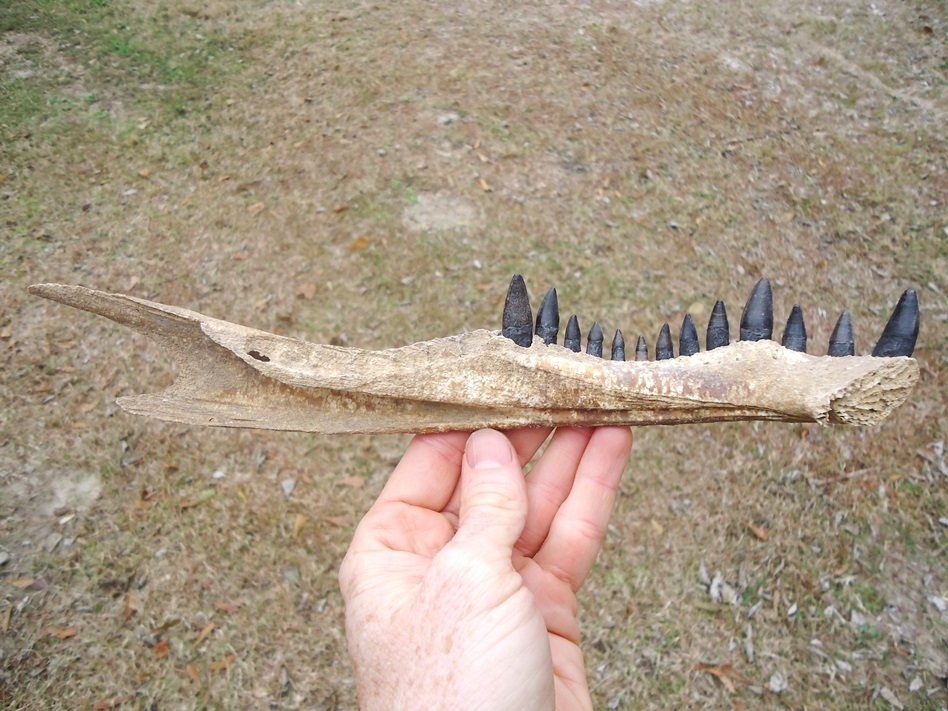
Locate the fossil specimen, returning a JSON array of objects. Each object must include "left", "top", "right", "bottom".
[{"left": 28, "top": 277, "right": 919, "bottom": 434}]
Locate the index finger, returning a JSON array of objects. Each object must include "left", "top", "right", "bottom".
[{"left": 376, "top": 431, "right": 471, "bottom": 511}]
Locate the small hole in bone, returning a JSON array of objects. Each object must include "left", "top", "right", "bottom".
[{"left": 248, "top": 350, "right": 270, "bottom": 362}]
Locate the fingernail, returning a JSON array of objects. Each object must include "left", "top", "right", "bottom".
[{"left": 466, "top": 430, "right": 513, "bottom": 469}]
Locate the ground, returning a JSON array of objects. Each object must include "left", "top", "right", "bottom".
[{"left": 1, "top": 1, "right": 947, "bottom": 709}]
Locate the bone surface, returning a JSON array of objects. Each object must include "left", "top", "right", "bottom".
[{"left": 29, "top": 283, "right": 919, "bottom": 433}]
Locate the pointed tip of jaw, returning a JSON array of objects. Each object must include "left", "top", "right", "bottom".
[
  {"left": 535, "top": 287, "right": 560, "bottom": 345},
  {"left": 740, "top": 278, "right": 774, "bottom": 342},
  {"left": 502, "top": 273, "right": 533, "bottom": 347},
  {"left": 827, "top": 310, "right": 855, "bottom": 356},
  {"left": 656, "top": 323, "right": 674, "bottom": 360},
  {"left": 781, "top": 304, "right": 807, "bottom": 353},
  {"left": 564, "top": 314, "right": 581, "bottom": 352},
  {"left": 635, "top": 334, "right": 648, "bottom": 361},
  {"left": 707, "top": 299, "right": 730, "bottom": 350},
  {"left": 679, "top": 313, "right": 699, "bottom": 356},
  {"left": 872, "top": 289, "right": 919, "bottom": 357}
]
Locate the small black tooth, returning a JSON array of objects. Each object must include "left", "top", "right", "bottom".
[
  {"left": 564, "top": 314, "right": 581, "bottom": 352},
  {"left": 535, "top": 287, "right": 560, "bottom": 346},
  {"left": 502, "top": 274, "right": 533, "bottom": 347},
  {"left": 611, "top": 329, "right": 626, "bottom": 361},
  {"left": 679, "top": 314, "right": 699, "bottom": 356},
  {"left": 781, "top": 304, "right": 807, "bottom": 353},
  {"left": 827, "top": 310, "right": 855, "bottom": 357},
  {"left": 587, "top": 322, "right": 604, "bottom": 358},
  {"left": 872, "top": 289, "right": 919, "bottom": 357},
  {"left": 656, "top": 323, "right": 674, "bottom": 360},
  {"left": 634, "top": 335, "right": 648, "bottom": 361},
  {"left": 739, "top": 278, "right": 774, "bottom": 342},
  {"left": 706, "top": 300, "right": 730, "bottom": 350}
]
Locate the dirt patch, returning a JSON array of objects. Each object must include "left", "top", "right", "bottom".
[{"left": 401, "top": 191, "right": 481, "bottom": 232}]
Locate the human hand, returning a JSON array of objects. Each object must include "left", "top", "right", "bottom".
[{"left": 338, "top": 426, "right": 633, "bottom": 711}]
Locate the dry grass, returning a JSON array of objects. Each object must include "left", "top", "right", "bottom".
[{"left": 2, "top": 0, "right": 947, "bottom": 708}]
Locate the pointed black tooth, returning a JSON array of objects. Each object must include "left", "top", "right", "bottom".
[
  {"left": 740, "top": 278, "right": 774, "bottom": 342},
  {"left": 781, "top": 304, "right": 807, "bottom": 353},
  {"left": 502, "top": 274, "right": 533, "bottom": 347},
  {"left": 706, "top": 300, "right": 730, "bottom": 350},
  {"left": 611, "top": 329, "right": 625, "bottom": 361},
  {"left": 679, "top": 314, "right": 699, "bottom": 356},
  {"left": 872, "top": 289, "right": 919, "bottom": 357},
  {"left": 534, "top": 287, "right": 560, "bottom": 345},
  {"left": 827, "top": 310, "right": 855, "bottom": 357},
  {"left": 564, "top": 314, "right": 581, "bottom": 352},
  {"left": 634, "top": 335, "right": 648, "bottom": 361},
  {"left": 656, "top": 323, "right": 674, "bottom": 360},
  {"left": 587, "top": 322, "right": 604, "bottom": 358}
]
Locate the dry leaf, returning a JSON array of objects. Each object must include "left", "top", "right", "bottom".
[
  {"left": 349, "top": 236, "right": 370, "bottom": 251},
  {"left": 123, "top": 591, "right": 138, "bottom": 620},
  {"left": 748, "top": 523, "right": 769, "bottom": 541},
  {"left": 2, "top": 606, "right": 10, "bottom": 633},
  {"left": 696, "top": 663, "right": 749, "bottom": 694},
  {"left": 185, "top": 664, "right": 200, "bottom": 683},
  {"left": 338, "top": 476, "right": 365, "bottom": 488},
  {"left": 650, "top": 518, "right": 664, "bottom": 535},
  {"left": 292, "top": 513, "right": 306, "bottom": 539},
  {"left": 231, "top": 251, "right": 250, "bottom": 261},
  {"left": 209, "top": 654, "right": 236, "bottom": 672},
  {"left": 333, "top": 203, "right": 349, "bottom": 213},
  {"left": 81, "top": 400, "right": 98, "bottom": 414},
  {"left": 215, "top": 600, "right": 242, "bottom": 614},
  {"left": 325, "top": 515, "right": 350, "bottom": 528},
  {"left": 12, "top": 578, "right": 34, "bottom": 588},
  {"left": 138, "top": 169, "right": 151, "bottom": 178},
  {"left": 247, "top": 202, "right": 265, "bottom": 215},
  {"left": 0, "top": 325, "right": 11, "bottom": 339},
  {"left": 180, "top": 489, "right": 215, "bottom": 509},
  {"left": 296, "top": 283, "right": 317, "bottom": 300},
  {"left": 479, "top": 177, "right": 493, "bottom": 192},
  {"left": 47, "top": 627, "right": 78, "bottom": 640},
  {"left": 154, "top": 639, "right": 170, "bottom": 657},
  {"left": 93, "top": 697, "right": 123, "bottom": 710},
  {"left": 193, "top": 622, "right": 214, "bottom": 647}
]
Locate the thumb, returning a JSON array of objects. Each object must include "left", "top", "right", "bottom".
[{"left": 454, "top": 429, "right": 528, "bottom": 553}]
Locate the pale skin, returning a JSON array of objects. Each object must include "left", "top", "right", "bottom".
[{"left": 338, "top": 426, "right": 634, "bottom": 711}]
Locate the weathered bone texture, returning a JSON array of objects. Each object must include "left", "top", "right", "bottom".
[{"left": 29, "top": 284, "right": 919, "bottom": 434}]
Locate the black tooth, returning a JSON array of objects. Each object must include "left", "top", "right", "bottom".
[
  {"left": 535, "top": 287, "right": 560, "bottom": 345},
  {"left": 872, "top": 289, "right": 919, "bottom": 357},
  {"left": 611, "top": 329, "right": 626, "bottom": 361},
  {"left": 587, "top": 322, "right": 604, "bottom": 358},
  {"left": 827, "top": 310, "right": 855, "bottom": 357},
  {"left": 781, "top": 304, "right": 807, "bottom": 353},
  {"left": 502, "top": 274, "right": 533, "bottom": 347},
  {"left": 634, "top": 335, "right": 648, "bottom": 361},
  {"left": 679, "top": 314, "right": 699, "bottom": 356},
  {"left": 740, "top": 278, "right": 774, "bottom": 342},
  {"left": 706, "top": 300, "right": 730, "bottom": 350},
  {"left": 656, "top": 323, "right": 674, "bottom": 360},
  {"left": 564, "top": 314, "right": 581, "bottom": 352}
]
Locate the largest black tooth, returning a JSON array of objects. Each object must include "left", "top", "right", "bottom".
[
  {"left": 635, "top": 335, "right": 648, "bottom": 361},
  {"left": 679, "top": 314, "right": 699, "bottom": 356},
  {"left": 706, "top": 300, "right": 730, "bottom": 350},
  {"left": 535, "top": 287, "right": 560, "bottom": 345},
  {"left": 502, "top": 274, "right": 533, "bottom": 347},
  {"left": 872, "top": 289, "right": 919, "bottom": 357},
  {"left": 781, "top": 304, "right": 807, "bottom": 353},
  {"left": 587, "top": 322, "right": 604, "bottom": 358},
  {"left": 611, "top": 329, "right": 626, "bottom": 361},
  {"left": 564, "top": 314, "right": 581, "bottom": 352},
  {"left": 827, "top": 310, "right": 855, "bottom": 356},
  {"left": 656, "top": 323, "right": 674, "bottom": 360},
  {"left": 739, "top": 278, "right": 774, "bottom": 342}
]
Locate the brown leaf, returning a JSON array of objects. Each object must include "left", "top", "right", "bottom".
[
  {"left": 748, "top": 523, "right": 769, "bottom": 541},
  {"left": 12, "top": 578, "right": 34, "bottom": 588},
  {"left": 479, "top": 177, "right": 493, "bottom": 192},
  {"left": 296, "top": 283, "right": 317, "bottom": 300},
  {"left": 338, "top": 476, "right": 365, "bottom": 489},
  {"left": 93, "top": 697, "right": 123, "bottom": 710},
  {"left": 292, "top": 513, "right": 306, "bottom": 539},
  {"left": 47, "top": 626, "right": 78, "bottom": 640},
  {"left": 185, "top": 664, "right": 200, "bottom": 684},
  {"left": 696, "top": 663, "right": 749, "bottom": 694},
  {"left": 650, "top": 518, "right": 664, "bottom": 535},
  {"left": 154, "top": 639, "right": 170, "bottom": 657},
  {"left": 123, "top": 590, "right": 138, "bottom": 620},
  {"left": 231, "top": 251, "right": 250, "bottom": 261},
  {"left": 324, "top": 515, "right": 350, "bottom": 528},
  {"left": 193, "top": 622, "right": 214, "bottom": 647},
  {"left": 246, "top": 202, "right": 265, "bottom": 215},
  {"left": 215, "top": 600, "right": 243, "bottom": 614},
  {"left": 2, "top": 606, "right": 10, "bottom": 634},
  {"left": 349, "top": 236, "right": 370, "bottom": 251},
  {"left": 0, "top": 325, "right": 11, "bottom": 339},
  {"left": 209, "top": 654, "right": 236, "bottom": 672},
  {"left": 333, "top": 203, "right": 349, "bottom": 213}
]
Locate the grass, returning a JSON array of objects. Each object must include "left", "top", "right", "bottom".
[{"left": 2, "top": 0, "right": 948, "bottom": 708}]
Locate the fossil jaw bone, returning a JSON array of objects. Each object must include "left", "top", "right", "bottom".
[{"left": 28, "top": 282, "right": 919, "bottom": 434}]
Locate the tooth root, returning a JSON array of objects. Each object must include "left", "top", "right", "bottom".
[
  {"left": 740, "top": 278, "right": 774, "bottom": 342},
  {"left": 656, "top": 323, "right": 674, "bottom": 360},
  {"left": 827, "top": 310, "right": 855, "bottom": 357},
  {"left": 781, "top": 304, "right": 807, "bottom": 353},
  {"left": 611, "top": 329, "right": 626, "bottom": 361},
  {"left": 634, "top": 335, "right": 648, "bottom": 361},
  {"left": 502, "top": 274, "right": 533, "bottom": 347},
  {"left": 679, "top": 314, "right": 699, "bottom": 356},
  {"left": 564, "top": 314, "right": 581, "bottom": 352},
  {"left": 707, "top": 300, "right": 730, "bottom": 350},
  {"left": 587, "top": 322, "right": 604, "bottom": 358},
  {"left": 872, "top": 289, "right": 919, "bottom": 357},
  {"left": 534, "top": 287, "right": 560, "bottom": 345}
]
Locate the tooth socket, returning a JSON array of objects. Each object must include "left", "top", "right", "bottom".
[
  {"left": 679, "top": 314, "right": 699, "bottom": 357},
  {"left": 611, "top": 329, "right": 626, "bottom": 361},
  {"left": 827, "top": 310, "right": 854, "bottom": 357},
  {"left": 587, "top": 322, "right": 604, "bottom": 358},
  {"left": 564, "top": 314, "right": 581, "bottom": 353},
  {"left": 634, "top": 335, "right": 648, "bottom": 361},
  {"left": 535, "top": 287, "right": 560, "bottom": 346},
  {"left": 502, "top": 274, "right": 534, "bottom": 347},
  {"left": 871, "top": 289, "right": 919, "bottom": 358},
  {"left": 781, "top": 304, "right": 807, "bottom": 353},
  {"left": 655, "top": 323, "right": 674, "bottom": 360},
  {"left": 740, "top": 278, "right": 774, "bottom": 342}
]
